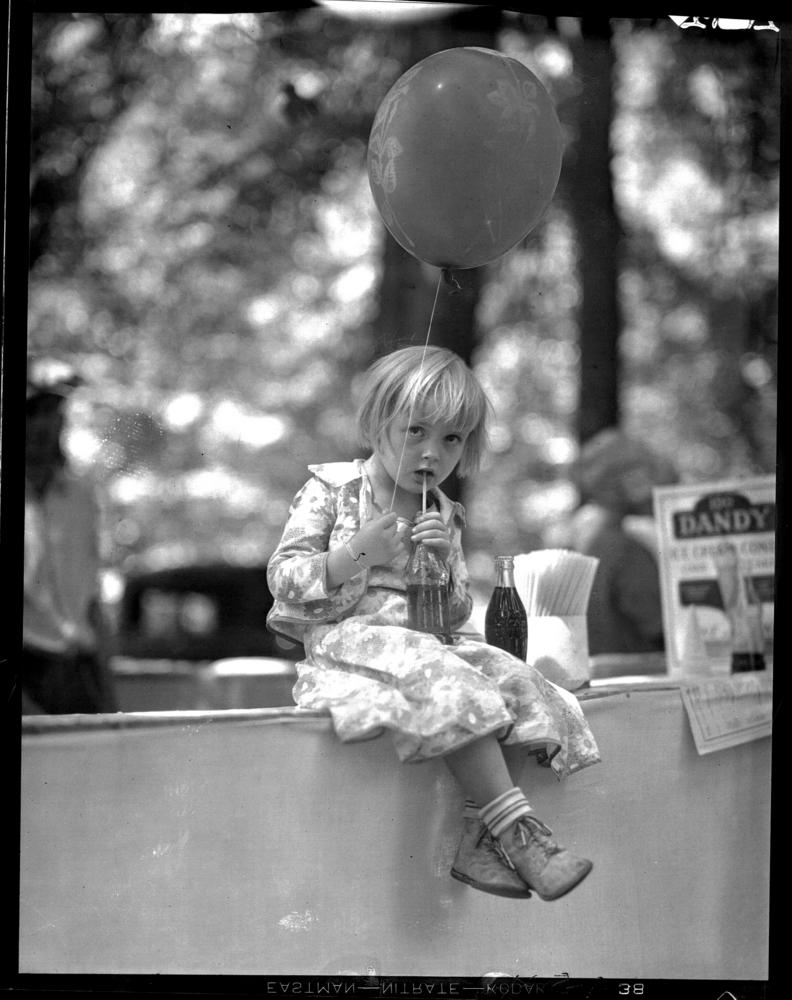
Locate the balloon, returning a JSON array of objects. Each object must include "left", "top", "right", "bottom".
[{"left": 367, "top": 47, "right": 563, "bottom": 270}]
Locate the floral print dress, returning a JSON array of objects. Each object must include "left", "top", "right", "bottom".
[{"left": 267, "top": 461, "right": 600, "bottom": 778}]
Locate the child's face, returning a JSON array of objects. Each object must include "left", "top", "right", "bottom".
[{"left": 375, "top": 406, "right": 467, "bottom": 494}]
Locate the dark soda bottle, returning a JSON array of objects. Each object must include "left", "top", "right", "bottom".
[
  {"left": 731, "top": 652, "right": 766, "bottom": 673},
  {"left": 730, "top": 572, "right": 766, "bottom": 672},
  {"left": 405, "top": 541, "right": 452, "bottom": 643},
  {"left": 485, "top": 555, "right": 527, "bottom": 659}
]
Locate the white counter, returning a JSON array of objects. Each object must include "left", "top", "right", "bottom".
[{"left": 19, "top": 680, "right": 771, "bottom": 978}]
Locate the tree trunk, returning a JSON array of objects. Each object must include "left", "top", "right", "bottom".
[{"left": 565, "top": 18, "right": 621, "bottom": 444}]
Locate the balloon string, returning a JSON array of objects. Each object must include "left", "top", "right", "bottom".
[
  {"left": 442, "top": 267, "right": 461, "bottom": 292},
  {"left": 388, "top": 270, "right": 444, "bottom": 513}
]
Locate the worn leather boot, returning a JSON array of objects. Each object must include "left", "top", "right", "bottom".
[
  {"left": 496, "top": 814, "right": 592, "bottom": 901},
  {"left": 450, "top": 817, "right": 533, "bottom": 898}
]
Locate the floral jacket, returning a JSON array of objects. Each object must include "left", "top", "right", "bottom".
[{"left": 266, "top": 460, "right": 473, "bottom": 642}]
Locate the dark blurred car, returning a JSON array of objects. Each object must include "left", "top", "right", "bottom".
[
  {"left": 115, "top": 562, "right": 303, "bottom": 662},
  {"left": 109, "top": 562, "right": 304, "bottom": 712}
]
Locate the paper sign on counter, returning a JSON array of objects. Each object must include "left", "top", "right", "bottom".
[{"left": 680, "top": 673, "right": 772, "bottom": 754}]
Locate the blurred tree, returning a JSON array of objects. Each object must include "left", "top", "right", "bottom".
[
  {"left": 22, "top": 10, "right": 778, "bottom": 585},
  {"left": 29, "top": 13, "right": 153, "bottom": 269},
  {"left": 563, "top": 16, "right": 622, "bottom": 443},
  {"left": 467, "top": 16, "right": 778, "bottom": 562},
  {"left": 613, "top": 23, "right": 779, "bottom": 479}
]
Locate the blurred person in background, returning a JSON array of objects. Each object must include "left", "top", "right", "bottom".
[
  {"left": 21, "top": 358, "right": 117, "bottom": 714},
  {"left": 544, "top": 428, "right": 678, "bottom": 657}
]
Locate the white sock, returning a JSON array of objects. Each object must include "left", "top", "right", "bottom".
[{"left": 479, "top": 788, "right": 532, "bottom": 839}]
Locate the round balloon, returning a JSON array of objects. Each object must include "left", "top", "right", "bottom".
[{"left": 367, "top": 47, "right": 563, "bottom": 269}]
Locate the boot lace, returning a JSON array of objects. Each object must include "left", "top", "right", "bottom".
[
  {"left": 513, "top": 815, "right": 562, "bottom": 855},
  {"left": 477, "top": 826, "right": 519, "bottom": 872},
  {"left": 492, "top": 834, "right": 519, "bottom": 871}
]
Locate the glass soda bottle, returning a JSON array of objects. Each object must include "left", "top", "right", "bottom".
[
  {"left": 405, "top": 541, "right": 452, "bottom": 644},
  {"left": 485, "top": 555, "right": 527, "bottom": 660},
  {"left": 715, "top": 545, "right": 766, "bottom": 673},
  {"left": 729, "top": 575, "right": 766, "bottom": 673}
]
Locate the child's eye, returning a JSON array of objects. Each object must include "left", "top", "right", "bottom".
[
  {"left": 407, "top": 425, "right": 424, "bottom": 437},
  {"left": 446, "top": 433, "right": 462, "bottom": 444}
]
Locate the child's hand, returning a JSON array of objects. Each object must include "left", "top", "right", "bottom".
[
  {"left": 411, "top": 511, "right": 451, "bottom": 562},
  {"left": 352, "top": 512, "right": 403, "bottom": 568}
]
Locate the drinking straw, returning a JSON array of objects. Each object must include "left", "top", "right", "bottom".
[
  {"left": 422, "top": 469, "right": 427, "bottom": 515},
  {"left": 514, "top": 549, "right": 599, "bottom": 616}
]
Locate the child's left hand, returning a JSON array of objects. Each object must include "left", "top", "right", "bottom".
[{"left": 411, "top": 511, "right": 451, "bottom": 562}]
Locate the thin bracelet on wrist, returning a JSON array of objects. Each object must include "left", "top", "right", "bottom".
[{"left": 344, "top": 540, "right": 368, "bottom": 569}]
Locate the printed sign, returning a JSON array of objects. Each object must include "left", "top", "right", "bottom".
[
  {"left": 680, "top": 673, "right": 773, "bottom": 754},
  {"left": 653, "top": 476, "right": 775, "bottom": 676}
]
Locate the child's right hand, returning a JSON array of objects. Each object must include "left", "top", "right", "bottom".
[{"left": 351, "top": 512, "right": 402, "bottom": 568}]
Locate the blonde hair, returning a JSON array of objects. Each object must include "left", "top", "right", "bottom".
[{"left": 357, "top": 346, "right": 492, "bottom": 477}]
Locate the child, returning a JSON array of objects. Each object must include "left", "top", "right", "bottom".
[{"left": 267, "top": 346, "right": 600, "bottom": 901}]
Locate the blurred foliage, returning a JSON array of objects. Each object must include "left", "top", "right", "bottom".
[{"left": 24, "top": 9, "right": 779, "bottom": 594}]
